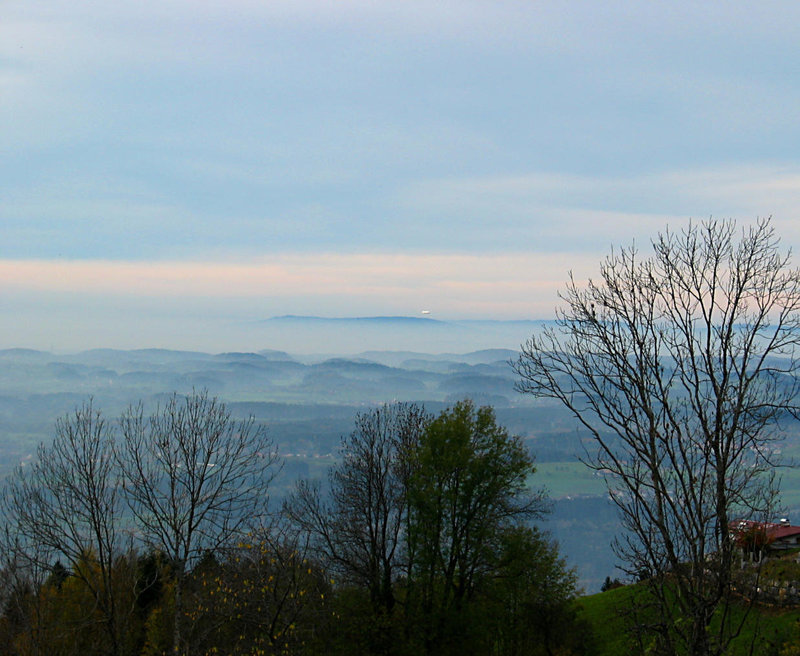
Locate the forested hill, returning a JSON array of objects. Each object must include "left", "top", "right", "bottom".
[{"left": 3, "top": 345, "right": 799, "bottom": 593}]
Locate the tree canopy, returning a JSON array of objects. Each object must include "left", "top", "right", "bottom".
[
  {"left": 514, "top": 218, "right": 800, "bottom": 655},
  {"left": 0, "top": 397, "right": 585, "bottom": 656}
]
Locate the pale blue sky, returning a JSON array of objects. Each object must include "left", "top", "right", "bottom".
[{"left": 2, "top": 1, "right": 800, "bottom": 351}]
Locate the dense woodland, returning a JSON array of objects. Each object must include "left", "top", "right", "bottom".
[{"left": 0, "top": 393, "right": 588, "bottom": 656}]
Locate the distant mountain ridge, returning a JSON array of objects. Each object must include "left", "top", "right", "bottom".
[
  {"left": 2, "top": 318, "right": 552, "bottom": 360},
  {"left": 266, "top": 315, "right": 549, "bottom": 323},
  {"left": 356, "top": 348, "right": 520, "bottom": 367},
  {"left": 267, "top": 315, "right": 446, "bottom": 324}
]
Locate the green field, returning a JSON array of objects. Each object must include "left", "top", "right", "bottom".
[
  {"left": 577, "top": 583, "right": 800, "bottom": 655},
  {"left": 535, "top": 455, "right": 800, "bottom": 515},
  {"left": 533, "top": 461, "right": 608, "bottom": 498}
]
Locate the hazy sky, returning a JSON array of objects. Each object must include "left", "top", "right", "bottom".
[{"left": 3, "top": 2, "right": 800, "bottom": 351}]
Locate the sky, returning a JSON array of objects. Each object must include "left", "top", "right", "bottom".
[{"left": 3, "top": 1, "right": 800, "bottom": 352}]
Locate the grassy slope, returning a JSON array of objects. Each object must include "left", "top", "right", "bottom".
[
  {"left": 576, "top": 586, "right": 635, "bottom": 655},
  {"left": 577, "top": 584, "right": 800, "bottom": 656}
]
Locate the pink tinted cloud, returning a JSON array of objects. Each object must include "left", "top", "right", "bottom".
[{"left": 0, "top": 253, "right": 599, "bottom": 318}]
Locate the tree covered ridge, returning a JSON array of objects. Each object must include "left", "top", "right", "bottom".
[{"left": 0, "top": 394, "right": 585, "bottom": 656}]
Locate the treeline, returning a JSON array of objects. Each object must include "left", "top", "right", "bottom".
[{"left": 0, "top": 392, "right": 589, "bottom": 656}]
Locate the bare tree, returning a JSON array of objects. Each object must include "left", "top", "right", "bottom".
[
  {"left": 513, "top": 219, "right": 800, "bottom": 655},
  {"left": 0, "top": 401, "right": 128, "bottom": 656},
  {"left": 117, "top": 390, "right": 278, "bottom": 655},
  {"left": 287, "top": 402, "right": 429, "bottom": 615}
]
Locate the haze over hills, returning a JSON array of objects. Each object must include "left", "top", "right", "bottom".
[
  {"left": 0, "top": 339, "right": 621, "bottom": 588},
  {"left": 255, "top": 315, "right": 553, "bottom": 356},
  {"left": 3, "top": 333, "right": 798, "bottom": 592},
  {"left": 1, "top": 314, "right": 556, "bottom": 355}
]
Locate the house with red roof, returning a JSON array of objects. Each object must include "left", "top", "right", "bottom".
[{"left": 730, "top": 519, "right": 800, "bottom": 558}]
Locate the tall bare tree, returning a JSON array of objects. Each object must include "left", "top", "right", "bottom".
[
  {"left": 117, "top": 390, "right": 278, "bottom": 655},
  {"left": 513, "top": 218, "right": 800, "bottom": 655},
  {"left": 0, "top": 401, "right": 128, "bottom": 656},
  {"left": 287, "top": 402, "right": 429, "bottom": 619}
]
